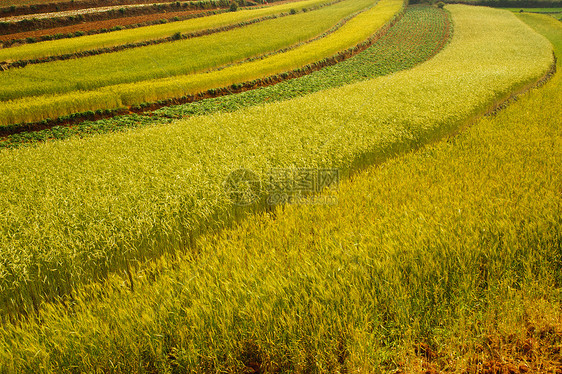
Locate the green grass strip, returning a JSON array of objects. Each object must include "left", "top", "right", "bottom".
[
  {"left": 0, "top": 7, "right": 560, "bottom": 373},
  {"left": 1, "top": 5, "right": 451, "bottom": 149},
  {"left": 0, "top": 0, "right": 335, "bottom": 62},
  {"left": 507, "top": 7, "right": 562, "bottom": 20},
  {"left": 517, "top": 8, "right": 562, "bottom": 38}
]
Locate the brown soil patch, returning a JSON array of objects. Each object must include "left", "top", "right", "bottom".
[
  {"left": 0, "top": 3, "right": 223, "bottom": 35},
  {"left": 0, "top": 0, "right": 217, "bottom": 17},
  {"left": 0, "top": 0, "right": 300, "bottom": 43},
  {"left": 0, "top": 9, "right": 206, "bottom": 42},
  {"left": 0, "top": 7, "right": 404, "bottom": 136},
  {"left": 0, "top": 2, "right": 176, "bottom": 22},
  {"left": 395, "top": 321, "right": 562, "bottom": 374}
]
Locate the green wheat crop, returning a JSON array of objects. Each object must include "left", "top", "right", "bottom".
[
  {"left": 0, "top": 4, "right": 451, "bottom": 148},
  {"left": 0, "top": 0, "right": 374, "bottom": 103},
  {"left": 0, "top": 8, "right": 559, "bottom": 373},
  {"left": 0, "top": 5, "right": 553, "bottom": 319}
]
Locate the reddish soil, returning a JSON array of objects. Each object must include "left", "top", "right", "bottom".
[
  {"left": 0, "top": 9, "right": 208, "bottom": 42},
  {"left": 0, "top": 2, "right": 179, "bottom": 22},
  {"left": 0, "top": 0, "right": 300, "bottom": 43},
  {"left": 0, "top": 0, "right": 222, "bottom": 17},
  {"left": 0, "top": 2, "right": 225, "bottom": 35},
  {"left": 0, "top": 9, "right": 404, "bottom": 137}
]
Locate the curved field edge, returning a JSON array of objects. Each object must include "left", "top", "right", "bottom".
[
  {"left": 0, "top": 0, "right": 336, "bottom": 63},
  {"left": 0, "top": 8, "right": 231, "bottom": 46},
  {"left": 2, "top": 0, "right": 345, "bottom": 69},
  {"left": 0, "top": 0, "right": 245, "bottom": 36},
  {"left": 0, "top": 4, "right": 452, "bottom": 148},
  {"left": 0, "top": 0, "right": 405, "bottom": 137},
  {"left": 0, "top": 0, "right": 401, "bottom": 127},
  {"left": 0, "top": 0, "right": 248, "bottom": 16},
  {"left": 0, "top": 0, "right": 375, "bottom": 102},
  {"left": 0, "top": 5, "right": 553, "bottom": 316},
  {"left": 0, "top": 9, "right": 560, "bottom": 374}
]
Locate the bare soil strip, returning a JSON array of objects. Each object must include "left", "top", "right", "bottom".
[
  {"left": 0, "top": 1, "right": 259, "bottom": 35},
  {"left": 1, "top": 0, "right": 338, "bottom": 68},
  {"left": 0, "top": 0, "right": 228, "bottom": 17},
  {"left": 0, "top": 2, "right": 188, "bottom": 22},
  {"left": 0, "top": 0, "right": 296, "bottom": 37},
  {"left": 0, "top": 9, "right": 207, "bottom": 42}
]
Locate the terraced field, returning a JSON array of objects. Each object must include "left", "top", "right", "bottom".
[
  {"left": 509, "top": 6, "right": 562, "bottom": 19},
  {"left": 0, "top": 0, "right": 220, "bottom": 8},
  {"left": 0, "top": 9, "right": 215, "bottom": 43},
  {"left": 0, "top": 0, "right": 559, "bottom": 372},
  {"left": 0, "top": 0, "right": 403, "bottom": 127},
  {"left": 0, "top": 0, "right": 333, "bottom": 62},
  {"left": 1, "top": 4, "right": 451, "bottom": 148},
  {"left": 0, "top": 1, "right": 553, "bottom": 310}
]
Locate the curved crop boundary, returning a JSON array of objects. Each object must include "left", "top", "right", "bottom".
[
  {"left": 0, "top": 0, "right": 269, "bottom": 36},
  {"left": 0, "top": 9, "right": 559, "bottom": 373},
  {"left": 0, "top": 5, "right": 553, "bottom": 319},
  {"left": 0, "top": 0, "right": 343, "bottom": 69},
  {"left": 0, "top": 0, "right": 403, "bottom": 135},
  {"left": 0, "top": 0, "right": 378, "bottom": 104},
  {"left": 445, "top": 53, "right": 557, "bottom": 138},
  {"left": 0, "top": 4, "right": 451, "bottom": 148},
  {"left": 0, "top": 0, "right": 248, "bottom": 17},
  {"left": 0, "top": 8, "right": 228, "bottom": 48}
]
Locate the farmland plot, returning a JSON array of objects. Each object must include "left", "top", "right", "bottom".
[
  {"left": 0, "top": 4, "right": 450, "bottom": 148},
  {"left": 0, "top": 0, "right": 335, "bottom": 62},
  {"left": 0, "top": 4, "right": 552, "bottom": 320},
  {"left": 0, "top": 0, "right": 373, "bottom": 102},
  {"left": 0, "top": 6, "right": 559, "bottom": 373},
  {"left": 0, "top": 0, "right": 402, "bottom": 126}
]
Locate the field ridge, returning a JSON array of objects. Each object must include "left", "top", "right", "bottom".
[
  {"left": 0, "top": 0, "right": 401, "bottom": 129},
  {"left": 0, "top": 7, "right": 559, "bottom": 373},
  {"left": 0, "top": 0, "right": 343, "bottom": 69},
  {"left": 0, "top": 4, "right": 448, "bottom": 146}
]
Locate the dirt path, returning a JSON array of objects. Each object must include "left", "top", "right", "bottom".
[
  {"left": 0, "top": 0, "right": 301, "bottom": 42},
  {"left": 0, "top": 2, "right": 172, "bottom": 22},
  {"left": 0, "top": 9, "right": 207, "bottom": 42}
]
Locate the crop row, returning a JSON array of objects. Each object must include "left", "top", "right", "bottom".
[
  {"left": 0, "top": 0, "right": 248, "bottom": 16},
  {"left": 1, "top": 22, "right": 559, "bottom": 368},
  {"left": 0, "top": 0, "right": 371, "bottom": 101},
  {"left": 0, "top": 2, "right": 382, "bottom": 133},
  {"left": 0, "top": 9, "right": 227, "bottom": 48},
  {"left": 0, "top": 0, "right": 388, "bottom": 126},
  {"left": 0, "top": 0, "right": 265, "bottom": 35},
  {"left": 0, "top": 0, "right": 338, "bottom": 66},
  {"left": 2, "top": 10, "right": 558, "bottom": 371},
  {"left": 440, "top": 0, "right": 562, "bottom": 6},
  {"left": 0, "top": 4, "right": 450, "bottom": 147},
  {"left": 0, "top": 4, "right": 553, "bottom": 317},
  {"left": 513, "top": 7, "right": 562, "bottom": 20},
  {"left": 0, "top": 0, "right": 398, "bottom": 136}
]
